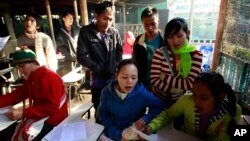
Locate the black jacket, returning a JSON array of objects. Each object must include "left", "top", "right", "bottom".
[
  {"left": 77, "top": 22, "right": 123, "bottom": 83},
  {"left": 132, "top": 33, "right": 163, "bottom": 90},
  {"left": 56, "top": 25, "right": 81, "bottom": 61}
]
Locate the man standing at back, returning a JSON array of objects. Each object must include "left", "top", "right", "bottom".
[
  {"left": 56, "top": 9, "right": 81, "bottom": 76},
  {"left": 132, "top": 7, "right": 163, "bottom": 92},
  {"left": 77, "top": 1, "right": 123, "bottom": 122}
]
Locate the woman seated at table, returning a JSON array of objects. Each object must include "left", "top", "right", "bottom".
[
  {"left": 143, "top": 72, "right": 242, "bottom": 141},
  {"left": 98, "top": 59, "right": 167, "bottom": 140}
]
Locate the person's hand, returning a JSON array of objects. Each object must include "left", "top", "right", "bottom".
[
  {"left": 4, "top": 108, "right": 23, "bottom": 120},
  {"left": 121, "top": 137, "right": 127, "bottom": 141},
  {"left": 122, "top": 127, "right": 139, "bottom": 141},
  {"left": 134, "top": 118, "right": 146, "bottom": 131},
  {"left": 143, "top": 125, "right": 153, "bottom": 135}
]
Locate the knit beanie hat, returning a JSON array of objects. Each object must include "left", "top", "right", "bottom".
[{"left": 12, "top": 49, "right": 38, "bottom": 66}]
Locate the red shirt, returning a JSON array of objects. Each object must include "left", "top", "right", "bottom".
[{"left": 0, "top": 66, "right": 68, "bottom": 125}]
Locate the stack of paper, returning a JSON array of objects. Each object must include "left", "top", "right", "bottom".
[
  {"left": 0, "top": 106, "right": 16, "bottom": 131},
  {"left": 45, "top": 121, "right": 87, "bottom": 141}
]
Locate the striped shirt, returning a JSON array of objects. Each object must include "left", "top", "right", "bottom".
[{"left": 151, "top": 47, "right": 203, "bottom": 104}]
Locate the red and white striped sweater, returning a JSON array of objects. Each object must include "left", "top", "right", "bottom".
[{"left": 151, "top": 47, "right": 203, "bottom": 104}]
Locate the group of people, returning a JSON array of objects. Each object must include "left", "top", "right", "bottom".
[{"left": 0, "top": 1, "right": 242, "bottom": 141}]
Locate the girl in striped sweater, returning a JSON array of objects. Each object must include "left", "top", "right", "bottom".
[{"left": 150, "top": 17, "right": 203, "bottom": 105}]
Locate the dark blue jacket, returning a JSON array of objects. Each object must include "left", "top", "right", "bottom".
[{"left": 98, "top": 81, "right": 167, "bottom": 140}]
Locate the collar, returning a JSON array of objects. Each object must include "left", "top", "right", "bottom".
[
  {"left": 194, "top": 100, "right": 229, "bottom": 130},
  {"left": 27, "top": 66, "right": 47, "bottom": 82},
  {"left": 90, "top": 22, "right": 112, "bottom": 41},
  {"left": 138, "top": 31, "right": 161, "bottom": 48},
  {"left": 138, "top": 33, "right": 147, "bottom": 48}
]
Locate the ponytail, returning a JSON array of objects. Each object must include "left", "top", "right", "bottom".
[
  {"left": 224, "top": 83, "right": 237, "bottom": 136},
  {"left": 195, "top": 72, "right": 239, "bottom": 137},
  {"left": 224, "top": 83, "right": 236, "bottom": 117}
]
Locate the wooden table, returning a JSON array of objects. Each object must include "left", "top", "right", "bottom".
[{"left": 42, "top": 101, "right": 104, "bottom": 141}]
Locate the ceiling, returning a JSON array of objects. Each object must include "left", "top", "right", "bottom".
[
  {"left": 0, "top": 0, "right": 166, "bottom": 15},
  {"left": 125, "top": 0, "right": 166, "bottom": 5},
  {"left": 0, "top": 0, "right": 99, "bottom": 15}
]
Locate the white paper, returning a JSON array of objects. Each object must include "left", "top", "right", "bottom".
[
  {"left": 0, "top": 106, "right": 11, "bottom": 114},
  {"left": 0, "top": 36, "right": 10, "bottom": 51},
  {"left": 0, "top": 106, "right": 17, "bottom": 131},
  {"left": 0, "top": 114, "right": 12, "bottom": 123},
  {"left": 0, "top": 114, "right": 16, "bottom": 131},
  {"left": 47, "top": 121, "right": 87, "bottom": 141}
]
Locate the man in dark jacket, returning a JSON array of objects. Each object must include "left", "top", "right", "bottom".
[
  {"left": 56, "top": 9, "right": 81, "bottom": 76},
  {"left": 76, "top": 1, "right": 123, "bottom": 122}
]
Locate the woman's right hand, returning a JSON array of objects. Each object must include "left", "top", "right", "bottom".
[
  {"left": 4, "top": 108, "right": 23, "bottom": 120},
  {"left": 142, "top": 125, "right": 153, "bottom": 135}
]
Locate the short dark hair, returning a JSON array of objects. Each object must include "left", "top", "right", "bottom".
[
  {"left": 61, "top": 9, "right": 74, "bottom": 18},
  {"left": 163, "top": 17, "right": 189, "bottom": 45},
  {"left": 25, "top": 13, "right": 42, "bottom": 29},
  {"left": 94, "top": 1, "right": 113, "bottom": 15},
  {"left": 164, "top": 17, "right": 188, "bottom": 38},
  {"left": 141, "top": 6, "right": 158, "bottom": 22}
]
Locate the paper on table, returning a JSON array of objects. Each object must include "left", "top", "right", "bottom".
[
  {"left": 0, "top": 114, "right": 13, "bottom": 123},
  {"left": 0, "top": 106, "right": 11, "bottom": 114},
  {"left": 0, "top": 106, "right": 16, "bottom": 131},
  {"left": 0, "top": 114, "right": 16, "bottom": 131},
  {"left": 47, "top": 121, "right": 87, "bottom": 141},
  {"left": 130, "top": 127, "right": 155, "bottom": 141},
  {"left": 0, "top": 36, "right": 10, "bottom": 51}
]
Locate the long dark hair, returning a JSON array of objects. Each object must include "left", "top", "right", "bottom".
[
  {"left": 195, "top": 72, "right": 237, "bottom": 136},
  {"left": 117, "top": 59, "right": 138, "bottom": 74}
]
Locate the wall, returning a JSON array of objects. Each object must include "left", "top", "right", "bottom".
[
  {"left": 219, "top": 0, "right": 250, "bottom": 109},
  {"left": 222, "top": 0, "right": 250, "bottom": 62}
]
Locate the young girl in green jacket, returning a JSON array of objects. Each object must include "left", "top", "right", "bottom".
[{"left": 143, "top": 72, "right": 242, "bottom": 141}]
